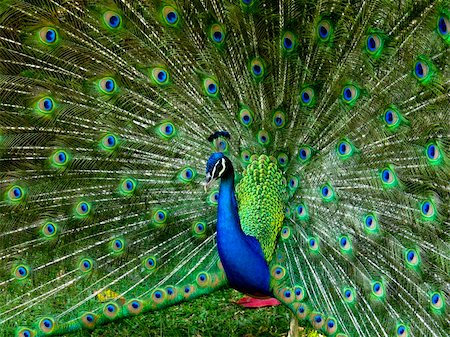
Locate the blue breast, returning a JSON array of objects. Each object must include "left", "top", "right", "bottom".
[{"left": 216, "top": 175, "right": 272, "bottom": 296}]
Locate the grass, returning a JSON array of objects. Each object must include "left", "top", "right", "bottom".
[{"left": 69, "top": 289, "right": 318, "bottom": 337}]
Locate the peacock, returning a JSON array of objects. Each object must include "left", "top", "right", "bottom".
[{"left": 0, "top": 0, "right": 449, "bottom": 336}]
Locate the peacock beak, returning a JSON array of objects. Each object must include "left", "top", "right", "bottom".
[{"left": 204, "top": 173, "right": 215, "bottom": 192}]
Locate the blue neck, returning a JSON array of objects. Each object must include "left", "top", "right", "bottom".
[{"left": 216, "top": 173, "right": 271, "bottom": 296}]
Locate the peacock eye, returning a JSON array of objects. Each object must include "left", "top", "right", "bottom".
[
  {"left": 282, "top": 31, "right": 296, "bottom": 51},
  {"left": 300, "top": 87, "right": 315, "bottom": 106},
  {"left": 162, "top": 6, "right": 179, "bottom": 26},
  {"left": 404, "top": 249, "right": 419, "bottom": 267},
  {"left": 371, "top": 281, "right": 384, "bottom": 299},
  {"left": 240, "top": 150, "right": 251, "bottom": 164},
  {"left": 156, "top": 122, "right": 176, "bottom": 139},
  {"left": 103, "top": 11, "right": 121, "bottom": 29},
  {"left": 81, "top": 312, "right": 97, "bottom": 328},
  {"left": 288, "top": 176, "right": 299, "bottom": 191},
  {"left": 52, "top": 150, "right": 69, "bottom": 167},
  {"left": 39, "top": 317, "right": 55, "bottom": 333},
  {"left": 120, "top": 178, "right": 136, "bottom": 195},
  {"left": 257, "top": 130, "right": 270, "bottom": 146},
  {"left": 437, "top": 15, "right": 450, "bottom": 39},
  {"left": 430, "top": 292, "right": 444, "bottom": 310},
  {"left": 420, "top": 200, "right": 435, "bottom": 219},
  {"left": 103, "top": 302, "right": 119, "bottom": 318},
  {"left": 18, "top": 328, "right": 35, "bottom": 337},
  {"left": 366, "top": 34, "right": 383, "bottom": 55},
  {"left": 203, "top": 78, "right": 219, "bottom": 97},
  {"left": 210, "top": 24, "right": 225, "bottom": 44},
  {"left": 380, "top": 166, "right": 397, "bottom": 187},
  {"left": 272, "top": 110, "right": 286, "bottom": 128},
  {"left": 249, "top": 58, "right": 265, "bottom": 79},
  {"left": 75, "top": 201, "right": 91, "bottom": 217},
  {"left": 111, "top": 238, "right": 125, "bottom": 253},
  {"left": 326, "top": 318, "right": 337, "bottom": 334},
  {"left": 336, "top": 139, "right": 354, "bottom": 159},
  {"left": 100, "top": 133, "right": 119, "bottom": 151},
  {"left": 414, "top": 61, "right": 429, "bottom": 79},
  {"left": 239, "top": 108, "right": 253, "bottom": 126},
  {"left": 342, "top": 85, "right": 359, "bottom": 104},
  {"left": 320, "top": 183, "right": 335, "bottom": 201},
  {"left": 14, "top": 264, "right": 30, "bottom": 280},
  {"left": 179, "top": 167, "right": 196, "bottom": 183},
  {"left": 308, "top": 237, "right": 319, "bottom": 251},
  {"left": 339, "top": 235, "right": 352, "bottom": 254},
  {"left": 42, "top": 221, "right": 58, "bottom": 238},
  {"left": 98, "top": 77, "right": 117, "bottom": 94},
  {"left": 425, "top": 142, "right": 442, "bottom": 164},
  {"left": 151, "top": 67, "right": 170, "bottom": 85},
  {"left": 298, "top": 145, "right": 313, "bottom": 162},
  {"left": 7, "top": 185, "right": 25, "bottom": 202},
  {"left": 317, "top": 20, "right": 332, "bottom": 41},
  {"left": 37, "top": 97, "right": 55, "bottom": 114},
  {"left": 153, "top": 209, "right": 167, "bottom": 225},
  {"left": 39, "top": 27, "right": 58, "bottom": 44},
  {"left": 277, "top": 153, "right": 289, "bottom": 167},
  {"left": 343, "top": 287, "right": 355, "bottom": 303},
  {"left": 79, "top": 258, "right": 93, "bottom": 272},
  {"left": 396, "top": 324, "right": 408, "bottom": 337}
]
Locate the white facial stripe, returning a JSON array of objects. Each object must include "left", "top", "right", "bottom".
[
  {"left": 210, "top": 161, "right": 219, "bottom": 179},
  {"left": 218, "top": 158, "right": 226, "bottom": 177}
]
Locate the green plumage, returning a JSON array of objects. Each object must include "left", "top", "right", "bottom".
[
  {"left": 0, "top": 0, "right": 449, "bottom": 336},
  {"left": 236, "top": 154, "right": 285, "bottom": 262}
]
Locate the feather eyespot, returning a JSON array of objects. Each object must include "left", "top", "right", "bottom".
[
  {"left": 300, "top": 87, "right": 315, "bottom": 106},
  {"left": 162, "top": 6, "right": 179, "bottom": 26},
  {"left": 420, "top": 200, "right": 436, "bottom": 220},
  {"left": 308, "top": 237, "right": 319, "bottom": 252},
  {"left": 103, "top": 11, "right": 121, "bottom": 29},
  {"left": 371, "top": 281, "right": 385, "bottom": 299},
  {"left": 298, "top": 145, "right": 313, "bottom": 162},
  {"left": 341, "top": 85, "right": 359, "bottom": 104},
  {"left": 156, "top": 121, "right": 176, "bottom": 140},
  {"left": 404, "top": 249, "right": 420, "bottom": 268},
  {"left": 79, "top": 258, "right": 93, "bottom": 273},
  {"left": 280, "top": 226, "right": 291, "bottom": 239},
  {"left": 210, "top": 24, "right": 225, "bottom": 44},
  {"left": 396, "top": 324, "right": 408, "bottom": 337},
  {"left": 296, "top": 303, "right": 309, "bottom": 319},
  {"left": 238, "top": 108, "right": 254, "bottom": 126},
  {"left": 203, "top": 78, "right": 219, "bottom": 97},
  {"left": 343, "top": 287, "right": 356, "bottom": 304},
  {"left": 119, "top": 178, "right": 136, "bottom": 195},
  {"left": 51, "top": 150, "right": 69, "bottom": 167},
  {"left": 81, "top": 313, "right": 97, "bottom": 328},
  {"left": 101, "top": 133, "right": 119, "bottom": 151},
  {"left": 18, "top": 328, "right": 35, "bottom": 337},
  {"left": 339, "top": 235, "right": 352, "bottom": 253},
  {"left": 366, "top": 34, "right": 383, "bottom": 56},
  {"left": 272, "top": 110, "right": 286, "bottom": 128},
  {"left": 282, "top": 32, "right": 296, "bottom": 51},
  {"left": 127, "top": 299, "right": 143, "bottom": 315},
  {"left": 14, "top": 264, "right": 30, "bottom": 280},
  {"left": 75, "top": 201, "right": 91, "bottom": 217},
  {"left": 320, "top": 183, "right": 335, "bottom": 201},
  {"left": 363, "top": 213, "right": 379, "bottom": 234},
  {"left": 294, "top": 286, "right": 305, "bottom": 301},
  {"left": 192, "top": 221, "right": 206, "bottom": 236},
  {"left": 430, "top": 292, "right": 444, "bottom": 311},
  {"left": 257, "top": 130, "right": 270, "bottom": 146},
  {"left": 271, "top": 265, "right": 286, "bottom": 280},
  {"left": 296, "top": 203, "right": 308, "bottom": 220},
  {"left": 437, "top": 15, "right": 450, "bottom": 40},
  {"left": 103, "top": 302, "right": 119, "bottom": 319},
  {"left": 41, "top": 221, "right": 57, "bottom": 238},
  {"left": 336, "top": 139, "right": 355, "bottom": 159},
  {"left": 36, "top": 97, "right": 55, "bottom": 114},
  {"left": 311, "top": 313, "right": 324, "bottom": 329},
  {"left": 6, "top": 185, "right": 25, "bottom": 203},
  {"left": 425, "top": 142, "right": 443, "bottom": 165},
  {"left": 207, "top": 190, "right": 219, "bottom": 206},
  {"left": 326, "top": 318, "right": 337, "bottom": 334},
  {"left": 317, "top": 20, "right": 332, "bottom": 41},
  {"left": 380, "top": 166, "right": 398, "bottom": 187},
  {"left": 150, "top": 67, "right": 170, "bottom": 85},
  {"left": 143, "top": 256, "right": 156, "bottom": 270},
  {"left": 39, "top": 27, "right": 58, "bottom": 45},
  {"left": 98, "top": 77, "right": 117, "bottom": 94},
  {"left": 39, "top": 318, "right": 55, "bottom": 333},
  {"left": 249, "top": 58, "right": 265, "bottom": 80},
  {"left": 111, "top": 238, "right": 125, "bottom": 254}
]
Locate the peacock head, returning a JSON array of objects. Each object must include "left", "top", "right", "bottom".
[{"left": 205, "top": 152, "right": 233, "bottom": 191}]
